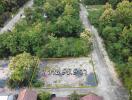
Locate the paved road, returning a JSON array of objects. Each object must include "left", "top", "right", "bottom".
[{"left": 0, "top": 0, "right": 33, "bottom": 34}]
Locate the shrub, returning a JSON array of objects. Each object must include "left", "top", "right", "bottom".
[
  {"left": 36, "top": 36, "right": 91, "bottom": 58},
  {"left": 37, "top": 91, "right": 51, "bottom": 100},
  {"left": 69, "top": 91, "right": 80, "bottom": 100},
  {"left": 55, "top": 15, "right": 83, "bottom": 37}
]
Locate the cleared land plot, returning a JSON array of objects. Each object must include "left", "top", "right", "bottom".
[{"left": 39, "top": 58, "right": 97, "bottom": 88}]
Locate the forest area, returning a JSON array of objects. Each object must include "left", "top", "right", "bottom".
[{"left": 83, "top": 0, "right": 132, "bottom": 99}]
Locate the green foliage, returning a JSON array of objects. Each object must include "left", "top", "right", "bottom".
[
  {"left": 82, "top": 0, "right": 106, "bottom": 5},
  {"left": 32, "top": 80, "right": 44, "bottom": 88},
  {"left": 0, "top": 0, "right": 29, "bottom": 26},
  {"left": 116, "top": 57, "right": 132, "bottom": 98},
  {"left": 0, "top": 20, "right": 48, "bottom": 57},
  {"left": 69, "top": 91, "right": 80, "bottom": 100},
  {"left": 88, "top": 1, "right": 132, "bottom": 98},
  {"left": 34, "top": 0, "right": 46, "bottom": 6},
  {"left": 0, "top": 4, "right": 5, "bottom": 14},
  {"left": 7, "top": 52, "right": 40, "bottom": 88},
  {"left": 37, "top": 91, "right": 51, "bottom": 100},
  {"left": 43, "top": 0, "right": 64, "bottom": 19},
  {"left": 115, "top": 0, "right": 132, "bottom": 26},
  {"left": 108, "top": 0, "right": 120, "bottom": 8},
  {"left": 88, "top": 6, "right": 103, "bottom": 27},
  {"left": 36, "top": 35, "right": 91, "bottom": 58},
  {"left": 43, "top": 0, "right": 82, "bottom": 37},
  {"left": 0, "top": 0, "right": 90, "bottom": 58},
  {"left": 99, "top": 4, "right": 115, "bottom": 26},
  {"left": 55, "top": 15, "right": 83, "bottom": 37}
]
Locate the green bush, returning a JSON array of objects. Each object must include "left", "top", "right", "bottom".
[
  {"left": 32, "top": 80, "right": 43, "bottom": 88},
  {"left": 55, "top": 15, "right": 83, "bottom": 37},
  {"left": 82, "top": 0, "right": 106, "bottom": 5},
  {"left": 37, "top": 92, "right": 51, "bottom": 100},
  {"left": 69, "top": 91, "right": 80, "bottom": 100},
  {"left": 34, "top": 0, "right": 46, "bottom": 6},
  {"left": 36, "top": 36, "right": 91, "bottom": 58}
]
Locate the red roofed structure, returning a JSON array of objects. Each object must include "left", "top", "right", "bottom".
[
  {"left": 17, "top": 89, "right": 37, "bottom": 100},
  {"left": 81, "top": 94, "right": 103, "bottom": 100},
  {"left": 52, "top": 97, "right": 69, "bottom": 100}
]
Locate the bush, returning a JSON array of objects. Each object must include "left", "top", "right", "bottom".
[
  {"left": 55, "top": 15, "right": 83, "bottom": 37},
  {"left": 37, "top": 91, "right": 51, "bottom": 100},
  {"left": 82, "top": 0, "right": 106, "bottom": 5},
  {"left": 32, "top": 80, "right": 43, "bottom": 88},
  {"left": 36, "top": 36, "right": 91, "bottom": 58},
  {"left": 69, "top": 91, "right": 80, "bottom": 100},
  {"left": 34, "top": 0, "right": 46, "bottom": 6}
]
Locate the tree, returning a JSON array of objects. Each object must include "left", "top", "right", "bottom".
[
  {"left": 115, "top": 0, "right": 132, "bottom": 26},
  {"left": 55, "top": 15, "right": 82, "bottom": 37},
  {"left": 8, "top": 52, "right": 40, "bottom": 88},
  {"left": 63, "top": 4, "right": 76, "bottom": 16},
  {"left": 99, "top": 3, "right": 115, "bottom": 26},
  {"left": 43, "top": 0, "right": 64, "bottom": 19}
]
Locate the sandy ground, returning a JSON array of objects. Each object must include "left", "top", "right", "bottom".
[{"left": 39, "top": 58, "right": 97, "bottom": 88}]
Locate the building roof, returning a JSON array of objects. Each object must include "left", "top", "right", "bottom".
[
  {"left": 52, "top": 97, "right": 69, "bottom": 100},
  {"left": 81, "top": 94, "right": 103, "bottom": 100},
  {"left": 17, "top": 89, "right": 37, "bottom": 100}
]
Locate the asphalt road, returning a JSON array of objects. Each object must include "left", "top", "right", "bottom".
[{"left": 0, "top": 0, "right": 33, "bottom": 34}]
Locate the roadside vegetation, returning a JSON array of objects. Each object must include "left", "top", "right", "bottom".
[
  {"left": 0, "top": 0, "right": 30, "bottom": 27},
  {"left": 84, "top": 0, "right": 132, "bottom": 99},
  {"left": 0, "top": 0, "right": 91, "bottom": 58}
]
